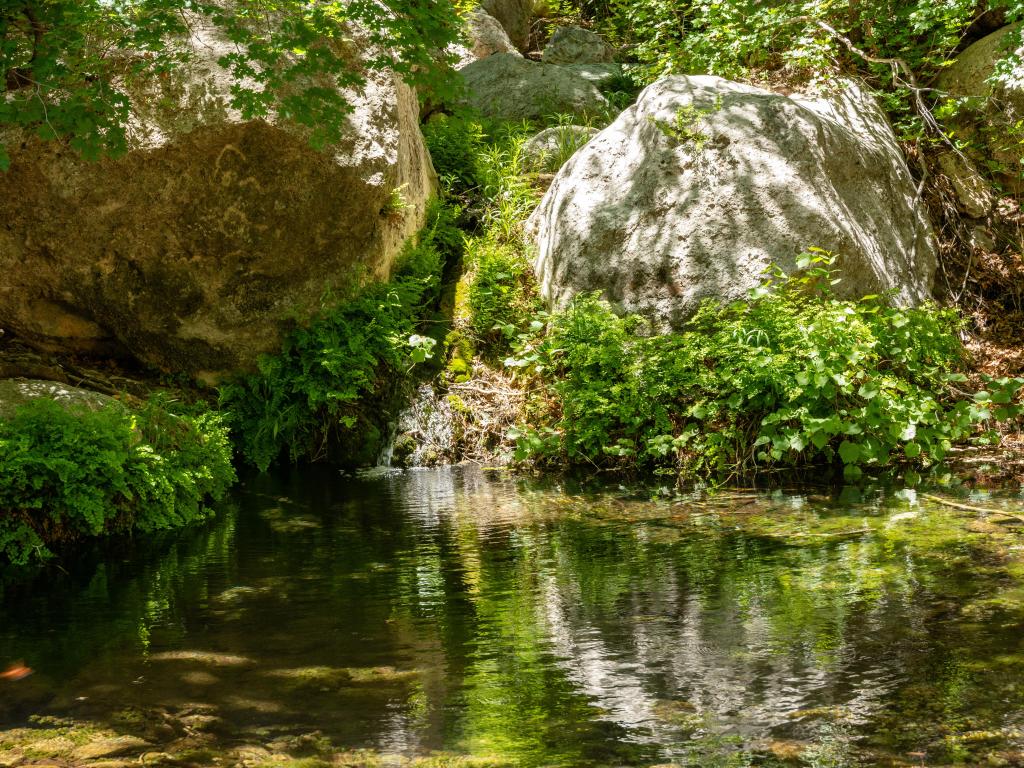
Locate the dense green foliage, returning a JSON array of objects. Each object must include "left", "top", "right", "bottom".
[
  {"left": 423, "top": 114, "right": 490, "bottom": 201},
  {"left": 506, "top": 256, "right": 1024, "bottom": 479},
  {"left": 425, "top": 114, "right": 546, "bottom": 363},
  {"left": 220, "top": 202, "right": 463, "bottom": 471},
  {"left": 581, "top": 0, "right": 1018, "bottom": 79},
  {"left": 465, "top": 239, "right": 540, "bottom": 357},
  {"left": 0, "top": 398, "right": 234, "bottom": 566},
  {"left": 0, "top": 0, "right": 460, "bottom": 169},
  {"left": 548, "top": 0, "right": 1024, "bottom": 144}
]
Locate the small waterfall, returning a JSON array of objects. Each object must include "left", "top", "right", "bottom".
[{"left": 382, "top": 384, "right": 458, "bottom": 467}]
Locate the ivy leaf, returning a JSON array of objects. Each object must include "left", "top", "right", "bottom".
[{"left": 858, "top": 382, "right": 879, "bottom": 400}]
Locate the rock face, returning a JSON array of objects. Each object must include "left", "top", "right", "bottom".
[
  {"left": 527, "top": 76, "right": 937, "bottom": 329},
  {"left": 542, "top": 26, "right": 615, "bottom": 65},
  {"left": 0, "top": 23, "right": 436, "bottom": 383},
  {"left": 482, "top": 0, "right": 532, "bottom": 52},
  {"left": 522, "top": 125, "right": 599, "bottom": 171},
  {"left": 937, "top": 24, "right": 1024, "bottom": 192},
  {"left": 460, "top": 53, "right": 608, "bottom": 121},
  {"left": 467, "top": 8, "right": 520, "bottom": 60}
]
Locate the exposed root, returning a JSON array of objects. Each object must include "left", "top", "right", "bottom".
[{"left": 446, "top": 364, "right": 531, "bottom": 465}]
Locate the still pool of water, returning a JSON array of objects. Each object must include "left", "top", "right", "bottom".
[{"left": 3, "top": 467, "right": 1024, "bottom": 767}]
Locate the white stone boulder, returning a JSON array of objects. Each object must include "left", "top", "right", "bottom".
[
  {"left": 565, "top": 63, "right": 625, "bottom": 88},
  {"left": 0, "top": 379, "right": 117, "bottom": 420},
  {"left": 460, "top": 53, "right": 608, "bottom": 122},
  {"left": 482, "top": 0, "right": 532, "bottom": 52},
  {"left": 467, "top": 8, "right": 520, "bottom": 61},
  {"left": 527, "top": 76, "right": 937, "bottom": 329}
]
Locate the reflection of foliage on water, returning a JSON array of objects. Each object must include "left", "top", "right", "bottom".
[
  {"left": 0, "top": 502, "right": 239, "bottom": 683},
  {"left": 3, "top": 470, "right": 1024, "bottom": 765}
]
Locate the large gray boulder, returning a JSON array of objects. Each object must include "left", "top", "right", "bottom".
[
  {"left": 482, "top": 0, "right": 532, "bottom": 52},
  {"left": 467, "top": 8, "right": 520, "bottom": 61},
  {"left": 542, "top": 26, "right": 615, "bottom": 65},
  {"left": 0, "top": 23, "right": 436, "bottom": 384},
  {"left": 565, "top": 63, "right": 625, "bottom": 89},
  {"left": 460, "top": 53, "right": 608, "bottom": 122},
  {"left": 937, "top": 24, "right": 1024, "bottom": 192},
  {"left": 527, "top": 76, "right": 937, "bottom": 330}
]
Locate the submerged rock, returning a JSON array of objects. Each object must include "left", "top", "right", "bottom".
[
  {"left": 459, "top": 53, "right": 608, "bottom": 121},
  {"left": 527, "top": 76, "right": 937, "bottom": 329},
  {"left": 0, "top": 22, "right": 436, "bottom": 383},
  {"left": 71, "top": 736, "right": 151, "bottom": 761},
  {"left": 542, "top": 26, "right": 616, "bottom": 65}
]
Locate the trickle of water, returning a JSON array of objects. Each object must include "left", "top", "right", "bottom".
[{"left": 389, "top": 384, "right": 457, "bottom": 467}]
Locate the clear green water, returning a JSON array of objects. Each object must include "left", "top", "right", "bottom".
[{"left": 3, "top": 467, "right": 1024, "bottom": 767}]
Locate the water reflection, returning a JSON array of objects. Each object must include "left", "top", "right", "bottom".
[{"left": 1, "top": 466, "right": 1024, "bottom": 766}]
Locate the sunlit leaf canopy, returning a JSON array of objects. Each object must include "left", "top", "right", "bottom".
[{"left": 0, "top": 0, "right": 461, "bottom": 169}]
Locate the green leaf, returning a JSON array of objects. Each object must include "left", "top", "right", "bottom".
[
  {"left": 904, "top": 442, "right": 922, "bottom": 458},
  {"left": 858, "top": 382, "right": 879, "bottom": 399},
  {"left": 838, "top": 441, "right": 861, "bottom": 464},
  {"left": 843, "top": 464, "right": 863, "bottom": 481}
]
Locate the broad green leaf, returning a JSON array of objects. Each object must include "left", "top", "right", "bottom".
[{"left": 838, "top": 441, "right": 861, "bottom": 464}]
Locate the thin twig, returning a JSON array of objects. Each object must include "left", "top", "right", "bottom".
[{"left": 922, "top": 493, "right": 1024, "bottom": 524}]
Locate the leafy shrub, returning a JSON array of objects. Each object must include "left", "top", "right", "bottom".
[
  {"left": 465, "top": 237, "right": 541, "bottom": 357},
  {"left": 219, "top": 201, "right": 462, "bottom": 470},
  {"left": 509, "top": 255, "right": 1024, "bottom": 479},
  {"left": 423, "top": 114, "right": 488, "bottom": 198},
  {"left": 599, "top": 0, "right": 988, "bottom": 82},
  {"left": 0, "top": 398, "right": 235, "bottom": 566}
]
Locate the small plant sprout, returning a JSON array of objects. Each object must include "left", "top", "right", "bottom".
[{"left": 408, "top": 334, "right": 438, "bottom": 365}]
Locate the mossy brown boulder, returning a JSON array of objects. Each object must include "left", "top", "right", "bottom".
[{"left": 0, "top": 25, "right": 435, "bottom": 384}]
